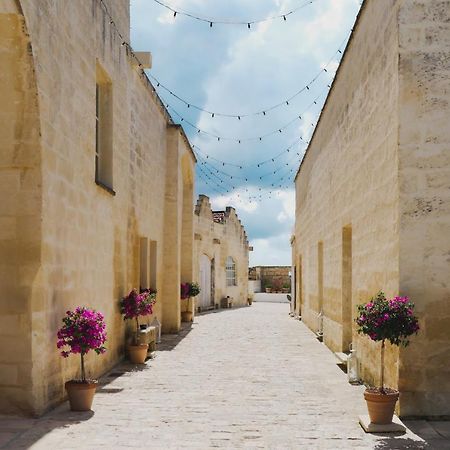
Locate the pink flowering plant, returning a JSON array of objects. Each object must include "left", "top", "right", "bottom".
[
  {"left": 119, "top": 289, "right": 156, "bottom": 344},
  {"left": 57, "top": 307, "right": 107, "bottom": 382},
  {"left": 356, "top": 291, "right": 419, "bottom": 393},
  {"left": 180, "top": 282, "right": 200, "bottom": 300}
]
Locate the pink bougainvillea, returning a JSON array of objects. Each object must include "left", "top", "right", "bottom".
[
  {"left": 56, "top": 307, "right": 107, "bottom": 382},
  {"left": 119, "top": 289, "right": 157, "bottom": 344},
  {"left": 356, "top": 292, "right": 419, "bottom": 346},
  {"left": 119, "top": 289, "right": 156, "bottom": 320},
  {"left": 356, "top": 291, "right": 419, "bottom": 393}
]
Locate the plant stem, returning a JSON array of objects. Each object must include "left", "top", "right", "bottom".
[
  {"left": 380, "top": 339, "right": 385, "bottom": 394},
  {"left": 81, "top": 352, "right": 86, "bottom": 382},
  {"left": 135, "top": 317, "right": 139, "bottom": 345}
]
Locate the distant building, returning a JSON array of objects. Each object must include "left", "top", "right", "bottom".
[
  {"left": 194, "top": 195, "right": 250, "bottom": 310},
  {"left": 292, "top": 0, "right": 450, "bottom": 417},
  {"left": 249, "top": 266, "right": 291, "bottom": 293}
]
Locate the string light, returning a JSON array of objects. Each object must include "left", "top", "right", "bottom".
[
  {"left": 162, "top": 86, "right": 328, "bottom": 143},
  {"left": 152, "top": 0, "right": 317, "bottom": 27},
  {"left": 146, "top": 36, "right": 349, "bottom": 119},
  {"left": 97, "top": 0, "right": 356, "bottom": 204},
  {"left": 192, "top": 132, "right": 308, "bottom": 170}
]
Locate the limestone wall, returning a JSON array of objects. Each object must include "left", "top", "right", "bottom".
[
  {"left": 294, "top": 0, "right": 401, "bottom": 400},
  {"left": 249, "top": 266, "right": 291, "bottom": 292},
  {"left": 0, "top": 0, "right": 195, "bottom": 415},
  {"left": 397, "top": 0, "right": 450, "bottom": 416},
  {"left": 294, "top": 0, "right": 450, "bottom": 416},
  {"left": 194, "top": 195, "right": 250, "bottom": 309},
  {"left": 0, "top": 1, "right": 43, "bottom": 415}
]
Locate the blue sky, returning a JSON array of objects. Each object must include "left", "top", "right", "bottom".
[{"left": 130, "top": 0, "right": 361, "bottom": 265}]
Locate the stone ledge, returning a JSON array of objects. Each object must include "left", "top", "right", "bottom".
[{"left": 359, "top": 415, "right": 407, "bottom": 433}]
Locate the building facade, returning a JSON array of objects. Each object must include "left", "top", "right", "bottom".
[
  {"left": 193, "top": 195, "right": 250, "bottom": 310},
  {"left": 0, "top": 0, "right": 195, "bottom": 415},
  {"left": 292, "top": 0, "right": 450, "bottom": 417}
]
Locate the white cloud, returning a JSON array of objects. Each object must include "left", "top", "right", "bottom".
[
  {"left": 131, "top": 0, "right": 361, "bottom": 265},
  {"left": 250, "top": 233, "right": 292, "bottom": 266}
]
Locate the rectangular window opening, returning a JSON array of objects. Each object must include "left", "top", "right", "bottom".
[
  {"left": 139, "top": 237, "right": 149, "bottom": 291},
  {"left": 150, "top": 240, "right": 157, "bottom": 291},
  {"left": 95, "top": 62, "right": 113, "bottom": 192},
  {"left": 226, "top": 256, "right": 237, "bottom": 287},
  {"left": 342, "top": 226, "right": 352, "bottom": 352}
]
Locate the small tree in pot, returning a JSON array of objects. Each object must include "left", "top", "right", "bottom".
[
  {"left": 120, "top": 288, "right": 156, "bottom": 364},
  {"left": 356, "top": 292, "right": 420, "bottom": 424},
  {"left": 57, "top": 307, "right": 107, "bottom": 411},
  {"left": 180, "top": 282, "right": 200, "bottom": 322}
]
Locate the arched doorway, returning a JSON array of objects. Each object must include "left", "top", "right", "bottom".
[{"left": 199, "top": 254, "right": 214, "bottom": 310}]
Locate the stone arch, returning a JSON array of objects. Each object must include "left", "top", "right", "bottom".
[{"left": 0, "top": 1, "right": 44, "bottom": 415}]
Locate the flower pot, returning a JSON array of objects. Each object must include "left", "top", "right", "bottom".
[
  {"left": 65, "top": 380, "right": 97, "bottom": 411},
  {"left": 364, "top": 389, "right": 399, "bottom": 424},
  {"left": 181, "top": 311, "right": 193, "bottom": 322},
  {"left": 128, "top": 343, "right": 149, "bottom": 364},
  {"left": 265, "top": 288, "right": 272, "bottom": 293}
]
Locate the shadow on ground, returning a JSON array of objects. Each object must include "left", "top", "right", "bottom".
[
  {"left": 0, "top": 410, "right": 94, "bottom": 449},
  {"left": 157, "top": 321, "right": 194, "bottom": 351},
  {"left": 0, "top": 325, "right": 195, "bottom": 448}
]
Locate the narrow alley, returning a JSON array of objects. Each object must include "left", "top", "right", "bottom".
[{"left": 2, "top": 301, "right": 447, "bottom": 449}]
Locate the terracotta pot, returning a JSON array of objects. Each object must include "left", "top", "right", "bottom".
[
  {"left": 128, "top": 343, "right": 149, "bottom": 364},
  {"left": 65, "top": 380, "right": 97, "bottom": 411},
  {"left": 364, "top": 389, "right": 399, "bottom": 424},
  {"left": 181, "top": 311, "right": 193, "bottom": 322}
]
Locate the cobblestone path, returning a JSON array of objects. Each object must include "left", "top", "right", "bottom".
[{"left": 1, "top": 303, "right": 448, "bottom": 449}]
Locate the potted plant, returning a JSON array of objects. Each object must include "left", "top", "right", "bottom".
[
  {"left": 356, "top": 291, "right": 420, "bottom": 424},
  {"left": 282, "top": 283, "right": 290, "bottom": 294},
  {"left": 56, "top": 307, "right": 107, "bottom": 411},
  {"left": 180, "top": 282, "right": 200, "bottom": 322},
  {"left": 265, "top": 284, "right": 272, "bottom": 293},
  {"left": 120, "top": 288, "right": 156, "bottom": 364}
]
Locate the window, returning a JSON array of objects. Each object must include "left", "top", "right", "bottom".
[
  {"left": 95, "top": 63, "right": 113, "bottom": 192},
  {"left": 149, "top": 240, "right": 157, "bottom": 290},
  {"left": 139, "top": 237, "right": 149, "bottom": 291},
  {"left": 226, "top": 256, "right": 236, "bottom": 286},
  {"left": 342, "top": 227, "right": 352, "bottom": 351}
]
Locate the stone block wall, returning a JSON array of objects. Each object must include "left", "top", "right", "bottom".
[
  {"left": 294, "top": 0, "right": 401, "bottom": 405},
  {"left": 249, "top": 266, "right": 291, "bottom": 292},
  {"left": 293, "top": 0, "right": 450, "bottom": 416},
  {"left": 0, "top": 0, "right": 195, "bottom": 415},
  {"left": 397, "top": 0, "right": 450, "bottom": 416}
]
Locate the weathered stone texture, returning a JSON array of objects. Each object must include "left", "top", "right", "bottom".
[
  {"left": 397, "top": 0, "right": 450, "bottom": 417},
  {"left": 0, "top": 0, "right": 195, "bottom": 415},
  {"left": 293, "top": 0, "right": 450, "bottom": 416},
  {"left": 249, "top": 266, "right": 291, "bottom": 291}
]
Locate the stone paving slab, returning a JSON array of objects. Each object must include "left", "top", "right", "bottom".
[{"left": 1, "top": 303, "right": 449, "bottom": 449}]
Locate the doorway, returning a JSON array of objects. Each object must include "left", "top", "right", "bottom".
[{"left": 199, "top": 254, "right": 214, "bottom": 310}]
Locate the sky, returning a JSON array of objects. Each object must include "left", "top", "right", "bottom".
[{"left": 130, "top": 0, "right": 362, "bottom": 266}]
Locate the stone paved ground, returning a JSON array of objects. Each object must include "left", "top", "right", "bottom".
[{"left": 1, "top": 303, "right": 449, "bottom": 449}]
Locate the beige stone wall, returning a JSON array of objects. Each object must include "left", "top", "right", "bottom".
[
  {"left": 193, "top": 195, "right": 249, "bottom": 309},
  {"left": 294, "top": 0, "right": 450, "bottom": 416},
  {"left": 0, "top": 0, "right": 195, "bottom": 415},
  {"left": 0, "top": 1, "right": 43, "bottom": 414},
  {"left": 250, "top": 266, "right": 291, "bottom": 291},
  {"left": 294, "top": 0, "right": 401, "bottom": 402},
  {"left": 397, "top": 0, "right": 450, "bottom": 416},
  {"left": 294, "top": 0, "right": 401, "bottom": 357}
]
